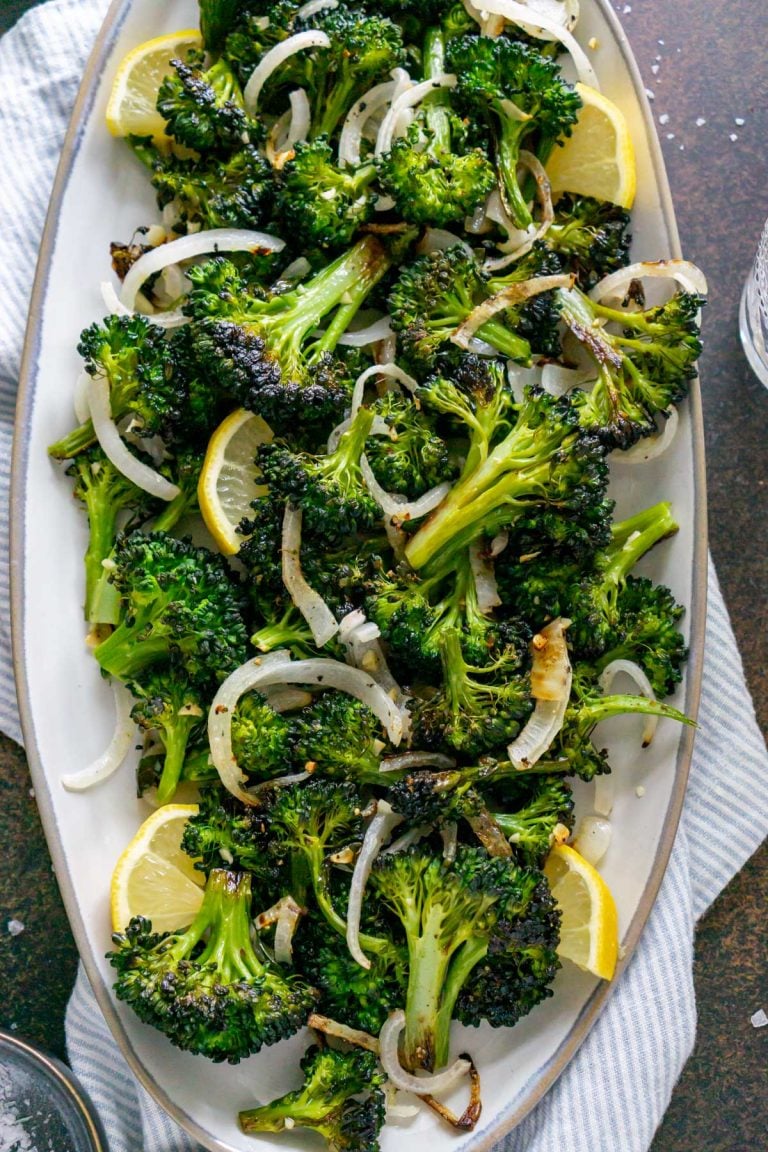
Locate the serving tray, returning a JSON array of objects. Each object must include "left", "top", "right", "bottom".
[{"left": 11, "top": 2, "right": 707, "bottom": 1148}]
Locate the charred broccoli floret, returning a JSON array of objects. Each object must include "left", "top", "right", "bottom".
[
  {"left": 157, "top": 54, "right": 255, "bottom": 152},
  {"left": 545, "top": 193, "right": 632, "bottom": 290},
  {"left": 276, "top": 138, "right": 377, "bottom": 251},
  {"left": 365, "top": 389, "right": 457, "bottom": 498}
]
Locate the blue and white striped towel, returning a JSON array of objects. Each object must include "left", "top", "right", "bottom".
[{"left": 1, "top": 3, "right": 766, "bottom": 1151}]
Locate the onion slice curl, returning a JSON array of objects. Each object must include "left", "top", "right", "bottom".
[
  {"left": 379, "top": 1011, "right": 471, "bottom": 1096},
  {"left": 61, "top": 681, "right": 135, "bottom": 791}
]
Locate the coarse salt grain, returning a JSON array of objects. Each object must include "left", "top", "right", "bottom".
[
  {"left": 695, "top": 117, "right": 706, "bottom": 127},
  {"left": 622, "top": 4, "right": 631, "bottom": 11},
  {"left": 645, "top": 88, "right": 655, "bottom": 101},
  {"left": 658, "top": 113, "right": 670, "bottom": 125},
  {"left": 735, "top": 117, "right": 745, "bottom": 126},
  {"left": 651, "top": 64, "right": 659, "bottom": 75},
  {"left": 7, "top": 919, "right": 24, "bottom": 936},
  {"left": 666, "top": 132, "right": 675, "bottom": 139},
  {"left": 750, "top": 1008, "right": 767, "bottom": 1028},
  {"left": 730, "top": 133, "right": 739, "bottom": 142}
]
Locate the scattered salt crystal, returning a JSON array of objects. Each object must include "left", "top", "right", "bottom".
[
  {"left": 28, "top": 788, "right": 35, "bottom": 799},
  {"left": 730, "top": 133, "right": 739, "bottom": 142},
  {"left": 7, "top": 919, "right": 25, "bottom": 936},
  {"left": 651, "top": 64, "right": 660, "bottom": 75},
  {"left": 679, "top": 144, "right": 685, "bottom": 151},
  {"left": 645, "top": 88, "right": 655, "bottom": 101},
  {"left": 695, "top": 117, "right": 706, "bottom": 127},
  {"left": 10, "top": 1022, "right": 18, "bottom": 1030},
  {"left": 735, "top": 117, "right": 745, "bottom": 126},
  {"left": 658, "top": 38, "right": 665, "bottom": 45},
  {"left": 622, "top": 4, "right": 631, "bottom": 11},
  {"left": 658, "top": 113, "right": 670, "bottom": 125},
  {"left": 635, "top": 786, "right": 646, "bottom": 798},
  {"left": 750, "top": 1009, "right": 768, "bottom": 1028},
  {"left": 666, "top": 133, "right": 675, "bottom": 140}
]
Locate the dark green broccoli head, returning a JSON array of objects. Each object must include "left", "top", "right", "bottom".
[
  {"left": 491, "top": 775, "right": 574, "bottom": 864},
  {"left": 145, "top": 144, "right": 275, "bottom": 232},
  {"left": 291, "top": 691, "right": 388, "bottom": 785},
  {"left": 107, "top": 869, "right": 317, "bottom": 1062},
  {"left": 546, "top": 193, "right": 632, "bottom": 290},
  {"left": 224, "top": 2, "right": 303, "bottom": 93},
  {"left": 487, "top": 240, "right": 566, "bottom": 358},
  {"left": 231, "top": 690, "right": 295, "bottom": 781},
  {"left": 597, "top": 576, "right": 687, "bottom": 697},
  {"left": 277, "top": 138, "right": 377, "bottom": 251},
  {"left": 365, "top": 390, "right": 457, "bottom": 498},
  {"left": 93, "top": 530, "right": 249, "bottom": 684},
  {"left": 268, "top": 778, "right": 365, "bottom": 863},
  {"left": 386, "top": 769, "right": 484, "bottom": 828},
  {"left": 181, "top": 785, "right": 280, "bottom": 888},
  {"left": 157, "top": 55, "right": 254, "bottom": 152}
]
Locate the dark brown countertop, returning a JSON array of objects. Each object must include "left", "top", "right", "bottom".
[{"left": 0, "top": 0, "right": 766, "bottom": 1148}]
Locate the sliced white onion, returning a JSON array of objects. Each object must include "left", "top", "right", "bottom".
[
  {"left": 262, "top": 686, "right": 314, "bottom": 712},
  {"left": 100, "top": 280, "right": 133, "bottom": 318},
  {"left": 611, "top": 406, "right": 679, "bottom": 464},
  {"left": 120, "top": 229, "right": 284, "bottom": 312},
  {"left": 593, "top": 772, "right": 615, "bottom": 817},
  {"left": 598, "top": 658, "right": 659, "bottom": 746},
  {"left": 452, "top": 274, "right": 572, "bottom": 349},
  {"left": 61, "top": 681, "right": 135, "bottom": 791},
  {"left": 385, "top": 1085, "right": 421, "bottom": 1120},
  {"left": 478, "top": 0, "right": 599, "bottom": 87},
  {"left": 351, "top": 362, "right": 419, "bottom": 418},
  {"left": 296, "top": 0, "right": 338, "bottom": 18},
  {"left": 287, "top": 88, "right": 311, "bottom": 145},
  {"left": 541, "top": 361, "right": 595, "bottom": 396},
  {"left": 508, "top": 619, "right": 572, "bottom": 768},
  {"left": 572, "top": 815, "right": 612, "bottom": 866},
  {"left": 347, "top": 800, "right": 404, "bottom": 968},
  {"left": 590, "top": 260, "right": 708, "bottom": 303},
  {"left": 266, "top": 108, "right": 293, "bottom": 167},
  {"left": 244, "top": 30, "right": 331, "bottom": 111},
  {"left": 469, "top": 540, "right": 501, "bottom": 612},
  {"left": 375, "top": 75, "right": 457, "bottom": 157},
  {"left": 483, "top": 152, "right": 555, "bottom": 271},
  {"left": 274, "top": 895, "right": 304, "bottom": 964},
  {"left": 308, "top": 1013, "right": 380, "bottom": 1052},
  {"left": 282, "top": 505, "right": 340, "bottom": 647},
  {"left": 506, "top": 360, "right": 542, "bottom": 402},
  {"left": 339, "top": 78, "right": 399, "bottom": 167},
  {"left": 441, "top": 822, "right": 458, "bottom": 862},
  {"left": 73, "top": 370, "right": 91, "bottom": 424},
  {"left": 382, "top": 824, "right": 432, "bottom": 855},
  {"left": 209, "top": 657, "right": 405, "bottom": 802},
  {"left": 339, "top": 608, "right": 368, "bottom": 639},
  {"left": 87, "top": 375, "right": 180, "bottom": 501},
  {"left": 379, "top": 1011, "right": 471, "bottom": 1095},
  {"left": 379, "top": 752, "right": 456, "bottom": 773},
  {"left": 417, "top": 229, "right": 474, "bottom": 258},
  {"left": 361, "top": 455, "right": 451, "bottom": 522},
  {"left": 338, "top": 317, "right": 394, "bottom": 347},
  {"left": 345, "top": 632, "right": 408, "bottom": 710},
  {"left": 281, "top": 256, "right": 312, "bottom": 281}
]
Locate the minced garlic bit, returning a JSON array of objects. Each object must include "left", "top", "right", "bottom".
[{"left": 635, "top": 785, "right": 646, "bottom": 798}]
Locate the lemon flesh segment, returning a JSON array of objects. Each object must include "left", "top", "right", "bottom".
[
  {"left": 110, "top": 804, "right": 204, "bottom": 933},
  {"left": 198, "top": 409, "right": 274, "bottom": 556},
  {"left": 545, "top": 82, "right": 636, "bottom": 210},
  {"left": 545, "top": 843, "right": 619, "bottom": 981},
  {"left": 106, "top": 30, "right": 203, "bottom": 143}
]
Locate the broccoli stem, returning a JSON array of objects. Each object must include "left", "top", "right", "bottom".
[
  {"left": 604, "top": 501, "right": 678, "bottom": 584},
  {"left": 83, "top": 506, "right": 120, "bottom": 622},
  {"left": 94, "top": 626, "right": 177, "bottom": 681},
  {"left": 156, "top": 715, "right": 201, "bottom": 806},
  {"left": 252, "top": 606, "right": 315, "bottom": 655},
  {"left": 151, "top": 488, "right": 196, "bottom": 534},
  {"left": 422, "top": 27, "right": 452, "bottom": 155},
  {"left": 494, "top": 113, "right": 532, "bottom": 229},
  {"left": 575, "top": 693, "right": 694, "bottom": 734},
  {"left": 48, "top": 419, "right": 98, "bottom": 460}
]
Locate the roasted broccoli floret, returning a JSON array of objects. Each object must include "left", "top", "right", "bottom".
[
  {"left": 181, "top": 784, "right": 281, "bottom": 887},
  {"left": 365, "top": 390, "right": 457, "bottom": 498},
  {"left": 184, "top": 238, "right": 391, "bottom": 437},
  {"left": 378, "top": 26, "right": 495, "bottom": 227},
  {"left": 130, "top": 661, "right": 206, "bottom": 805},
  {"left": 276, "top": 138, "right": 377, "bottom": 251},
  {"left": 491, "top": 775, "right": 574, "bottom": 864},
  {"left": 224, "top": 3, "right": 304, "bottom": 100},
  {"left": 486, "top": 241, "right": 567, "bottom": 358},
  {"left": 239, "top": 1044, "right": 386, "bottom": 1151},
  {"left": 93, "top": 531, "right": 249, "bottom": 683},
  {"left": 251, "top": 604, "right": 319, "bottom": 659},
  {"left": 291, "top": 691, "right": 389, "bottom": 784},
  {"left": 48, "top": 315, "right": 176, "bottom": 460},
  {"left": 545, "top": 193, "right": 632, "bottom": 290},
  {"left": 597, "top": 576, "right": 687, "bottom": 697},
  {"left": 108, "top": 869, "right": 317, "bottom": 1061},
  {"left": 157, "top": 54, "right": 254, "bottom": 152},
  {"left": 448, "top": 35, "right": 581, "bottom": 227},
  {"left": 230, "top": 690, "right": 295, "bottom": 781},
  {"left": 370, "top": 843, "right": 556, "bottom": 1070},
  {"left": 558, "top": 285, "right": 704, "bottom": 449}
]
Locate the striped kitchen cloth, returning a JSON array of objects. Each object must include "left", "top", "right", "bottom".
[{"left": 0, "top": 3, "right": 766, "bottom": 1152}]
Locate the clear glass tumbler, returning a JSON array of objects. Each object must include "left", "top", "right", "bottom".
[{"left": 739, "top": 217, "right": 768, "bottom": 388}]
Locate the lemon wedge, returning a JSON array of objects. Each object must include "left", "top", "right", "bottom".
[
  {"left": 105, "top": 30, "right": 203, "bottom": 143},
  {"left": 198, "top": 408, "right": 273, "bottom": 555},
  {"left": 110, "top": 804, "right": 205, "bottom": 933},
  {"left": 544, "top": 842, "right": 619, "bottom": 980},
  {"left": 545, "top": 82, "right": 637, "bottom": 209}
]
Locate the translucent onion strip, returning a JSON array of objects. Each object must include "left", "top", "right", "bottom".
[
  {"left": 296, "top": 0, "right": 338, "bottom": 18},
  {"left": 61, "top": 681, "right": 135, "bottom": 791},
  {"left": 452, "top": 274, "right": 572, "bottom": 349},
  {"left": 346, "top": 800, "right": 403, "bottom": 968},
  {"left": 379, "top": 1011, "right": 471, "bottom": 1095},
  {"left": 484, "top": 150, "right": 555, "bottom": 271},
  {"left": 469, "top": 540, "right": 501, "bottom": 612},
  {"left": 339, "top": 78, "right": 399, "bottom": 167},
  {"left": 337, "top": 317, "right": 394, "bottom": 347},
  {"left": 273, "top": 896, "right": 304, "bottom": 964},
  {"left": 508, "top": 618, "right": 572, "bottom": 768},
  {"left": 375, "top": 75, "right": 457, "bottom": 157},
  {"left": 612, "top": 406, "right": 679, "bottom": 464},
  {"left": 361, "top": 455, "right": 451, "bottom": 522},
  {"left": 209, "top": 657, "right": 405, "bottom": 803},
  {"left": 244, "top": 31, "right": 331, "bottom": 111},
  {"left": 73, "top": 370, "right": 91, "bottom": 424},
  {"left": 87, "top": 376, "right": 180, "bottom": 501},
  {"left": 351, "top": 363, "right": 419, "bottom": 418},
  {"left": 120, "top": 229, "right": 285, "bottom": 312},
  {"left": 572, "top": 815, "right": 612, "bottom": 866},
  {"left": 589, "top": 260, "right": 708, "bottom": 303},
  {"left": 282, "top": 505, "right": 340, "bottom": 647},
  {"left": 478, "top": 0, "right": 599, "bottom": 87},
  {"left": 598, "top": 658, "right": 659, "bottom": 746},
  {"left": 287, "top": 88, "right": 311, "bottom": 145}
]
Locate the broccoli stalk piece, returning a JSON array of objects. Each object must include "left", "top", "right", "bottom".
[
  {"left": 412, "top": 629, "right": 532, "bottom": 756},
  {"left": 256, "top": 406, "right": 379, "bottom": 541},
  {"left": 185, "top": 237, "right": 391, "bottom": 436},
  {"left": 108, "top": 869, "right": 317, "bottom": 1062},
  {"left": 448, "top": 36, "right": 581, "bottom": 228},
  {"left": 389, "top": 246, "right": 532, "bottom": 373},
  {"left": 239, "top": 1044, "right": 386, "bottom": 1150},
  {"left": 48, "top": 316, "right": 176, "bottom": 460},
  {"left": 378, "top": 27, "right": 495, "bottom": 227},
  {"left": 405, "top": 377, "right": 608, "bottom": 573},
  {"left": 130, "top": 664, "right": 206, "bottom": 805},
  {"left": 65, "top": 446, "right": 153, "bottom": 622},
  {"left": 557, "top": 285, "right": 704, "bottom": 449},
  {"left": 544, "top": 193, "right": 631, "bottom": 290},
  {"left": 370, "top": 844, "right": 554, "bottom": 1071},
  {"left": 151, "top": 446, "right": 205, "bottom": 535},
  {"left": 277, "top": 138, "right": 378, "bottom": 251},
  {"left": 157, "top": 55, "right": 253, "bottom": 152},
  {"left": 199, "top": 0, "right": 241, "bottom": 52},
  {"left": 93, "top": 531, "right": 248, "bottom": 684}
]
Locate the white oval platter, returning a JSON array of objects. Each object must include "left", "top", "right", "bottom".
[{"left": 12, "top": 1, "right": 707, "bottom": 1149}]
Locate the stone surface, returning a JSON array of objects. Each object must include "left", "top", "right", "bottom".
[{"left": 0, "top": 0, "right": 766, "bottom": 1146}]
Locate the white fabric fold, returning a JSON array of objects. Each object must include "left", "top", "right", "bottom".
[{"left": 0, "top": 3, "right": 766, "bottom": 1152}]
